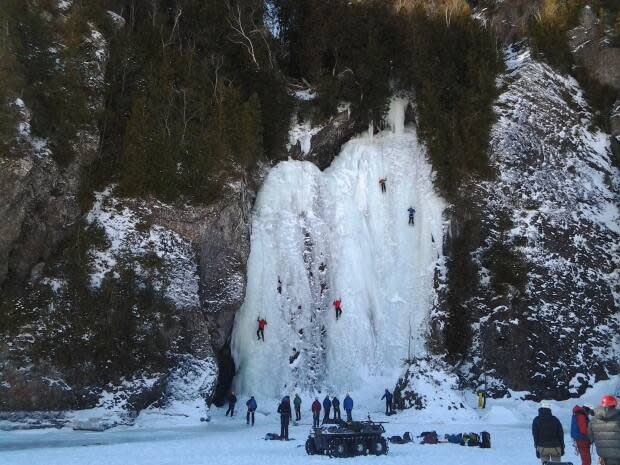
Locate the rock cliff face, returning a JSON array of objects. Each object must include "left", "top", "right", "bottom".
[
  {"left": 433, "top": 45, "right": 619, "bottom": 400},
  {"left": 569, "top": 7, "right": 620, "bottom": 92},
  {"left": 0, "top": 24, "right": 106, "bottom": 288}
]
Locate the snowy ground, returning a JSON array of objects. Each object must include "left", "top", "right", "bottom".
[{"left": 2, "top": 377, "right": 618, "bottom": 465}]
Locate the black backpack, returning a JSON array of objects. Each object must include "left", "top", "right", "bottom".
[
  {"left": 403, "top": 432, "right": 413, "bottom": 443},
  {"left": 480, "top": 431, "right": 491, "bottom": 448}
]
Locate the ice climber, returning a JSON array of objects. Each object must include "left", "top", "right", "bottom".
[
  {"left": 312, "top": 397, "right": 321, "bottom": 428},
  {"left": 343, "top": 394, "right": 353, "bottom": 422},
  {"left": 379, "top": 177, "right": 387, "bottom": 193},
  {"left": 323, "top": 395, "right": 332, "bottom": 422},
  {"left": 408, "top": 206, "right": 416, "bottom": 226},
  {"left": 226, "top": 390, "right": 237, "bottom": 417},
  {"left": 382, "top": 389, "right": 394, "bottom": 415},
  {"left": 246, "top": 396, "right": 257, "bottom": 426},
  {"left": 257, "top": 317, "right": 267, "bottom": 341},
  {"left": 571, "top": 405, "right": 592, "bottom": 465},
  {"left": 332, "top": 298, "right": 342, "bottom": 320},
  {"left": 277, "top": 396, "right": 292, "bottom": 440},
  {"left": 289, "top": 347, "right": 300, "bottom": 364},
  {"left": 332, "top": 396, "right": 341, "bottom": 420},
  {"left": 532, "top": 400, "right": 564, "bottom": 463},
  {"left": 589, "top": 395, "right": 620, "bottom": 465},
  {"left": 293, "top": 394, "right": 302, "bottom": 421}
]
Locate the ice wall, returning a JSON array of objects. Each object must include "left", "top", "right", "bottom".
[{"left": 231, "top": 98, "right": 446, "bottom": 398}]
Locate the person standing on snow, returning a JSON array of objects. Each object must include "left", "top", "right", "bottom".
[
  {"left": 343, "top": 394, "right": 354, "bottom": 422},
  {"left": 408, "top": 207, "right": 416, "bottom": 226},
  {"left": 226, "top": 390, "right": 237, "bottom": 417},
  {"left": 257, "top": 317, "right": 267, "bottom": 341},
  {"left": 382, "top": 389, "right": 394, "bottom": 415},
  {"left": 571, "top": 405, "right": 592, "bottom": 465},
  {"left": 246, "top": 396, "right": 257, "bottom": 426},
  {"left": 332, "top": 298, "right": 342, "bottom": 320},
  {"left": 589, "top": 395, "right": 620, "bottom": 465},
  {"left": 277, "top": 396, "right": 292, "bottom": 440},
  {"left": 532, "top": 400, "right": 565, "bottom": 463},
  {"left": 293, "top": 394, "right": 302, "bottom": 421},
  {"left": 332, "top": 396, "right": 341, "bottom": 420},
  {"left": 312, "top": 397, "right": 321, "bottom": 428},
  {"left": 323, "top": 395, "right": 332, "bottom": 422},
  {"left": 379, "top": 177, "right": 387, "bottom": 193}
]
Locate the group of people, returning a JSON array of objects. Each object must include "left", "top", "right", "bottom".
[
  {"left": 532, "top": 395, "right": 620, "bottom": 465},
  {"left": 224, "top": 391, "right": 355, "bottom": 439},
  {"left": 311, "top": 394, "right": 355, "bottom": 427},
  {"left": 377, "top": 177, "right": 416, "bottom": 226}
]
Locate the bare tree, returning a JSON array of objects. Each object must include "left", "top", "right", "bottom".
[{"left": 225, "top": 0, "right": 274, "bottom": 70}]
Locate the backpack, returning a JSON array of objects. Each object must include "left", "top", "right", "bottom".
[
  {"left": 467, "top": 433, "right": 480, "bottom": 447},
  {"left": 403, "top": 432, "right": 413, "bottom": 443},
  {"left": 480, "top": 431, "right": 491, "bottom": 449},
  {"left": 461, "top": 433, "right": 480, "bottom": 446},
  {"left": 445, "top": 433, "right": 463, "bottom": 444},
  {"left": 420, "top": 431, "right": 438, "bottom": 444},
  {"left": 389, "top": 435, "right": 405, "bottom": 444}
]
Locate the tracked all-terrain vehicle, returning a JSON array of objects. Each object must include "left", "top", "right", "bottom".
[{"left": 305, "top": 419, "right": 388, "bottom": 458}]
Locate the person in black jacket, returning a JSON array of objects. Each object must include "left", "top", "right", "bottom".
[
  {"left": 277, "top": 396, "right": 292, "bottom": 440},
  {"left": 588, "top": 395, "right": 620, "bottom": 465},
  {"left": 226, "top": 390, "right": 237, "bottom": 417},
  {"left": 332, "top": 396, "right": 341, "bottom": 420},
  {"left": 532, "top": 401, "right": 565, "bottom": 463}
]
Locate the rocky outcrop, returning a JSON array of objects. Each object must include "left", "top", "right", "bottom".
[
  {"left": 569, "top": 7, "right": 620, "bottom": 91},
  {"left": 433, "top": 45, "right": 620, "bottom": 400},
  {"left": 480, "top": 0, "right": 543, "bottom": 43},
  {"left": 0, "top": 22, "right": 107, "bottom": 289},
  {"left": 289, "top": 111, "right": 364, "bottom": 170}
]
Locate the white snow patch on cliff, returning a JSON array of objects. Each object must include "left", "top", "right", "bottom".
[{"left": 86, "top": 188, "right": 200, "bottom": 309}]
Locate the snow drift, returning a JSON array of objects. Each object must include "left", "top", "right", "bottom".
[{"left": 232, "top": 99, "right": 446, "bottom": 398}]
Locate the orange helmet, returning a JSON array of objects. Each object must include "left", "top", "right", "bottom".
[{"left": 601, "top": 395, "right": 618, "bottom": 408}]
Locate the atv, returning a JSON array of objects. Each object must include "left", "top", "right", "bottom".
[{"left": 305, "top": 419, "right": 388, "bottom": 458}]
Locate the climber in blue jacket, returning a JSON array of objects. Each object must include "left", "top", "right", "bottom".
[
  {"left": 343, "top": 394, "right": 353, "bottom": 422},
  {"left": 246, "top": 396, "right": 257, "bottom": 426},
  {"left": 323, "top": 395, "right": 332, "bottom": 422},
  {"left": 408, "top": 207, "right": 416, "bottom": 226}
]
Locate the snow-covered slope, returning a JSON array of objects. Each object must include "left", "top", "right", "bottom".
[
  {"left": 449, "top": 45, "right": 620, "bottom": 398},
  {"left": 86, "top": 187, "right": 200, "bottom": 309},
  {"left": 232, "top": 99, "right": 446, "bottom": 398}
]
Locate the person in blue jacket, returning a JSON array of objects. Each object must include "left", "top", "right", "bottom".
[
  {"left": 408, "top": 207, "right": 416, "bottom": 226},
  {"left": 246, "top": 396, "right": 257, "bottom": 426},
  {"left": 381, "top": 389, "right": 394, "bottom": 415},
  {"left": 323, "top": 395, "right": 332, "bottom": 422},
  {"left": 343, "top": 394, "right": 353, "bottom": 422}
]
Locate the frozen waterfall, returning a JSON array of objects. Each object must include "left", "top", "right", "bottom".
[{"left": 231, "top": 99, "right": 446, "bottom": 399}]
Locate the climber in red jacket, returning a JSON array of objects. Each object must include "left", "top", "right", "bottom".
[
  {"left": 571, "top": 405, "right": 592, "bottom": 465},
  {"left": 257, "top": 317, "right": 267, "bottom": 341},
  {"left": 332, "top": 298, "right": 342, "bottom": 320}
]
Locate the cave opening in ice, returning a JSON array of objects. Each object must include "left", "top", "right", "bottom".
[{"left": 231, "top": 98, "right": 446, "bottom": 399}]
